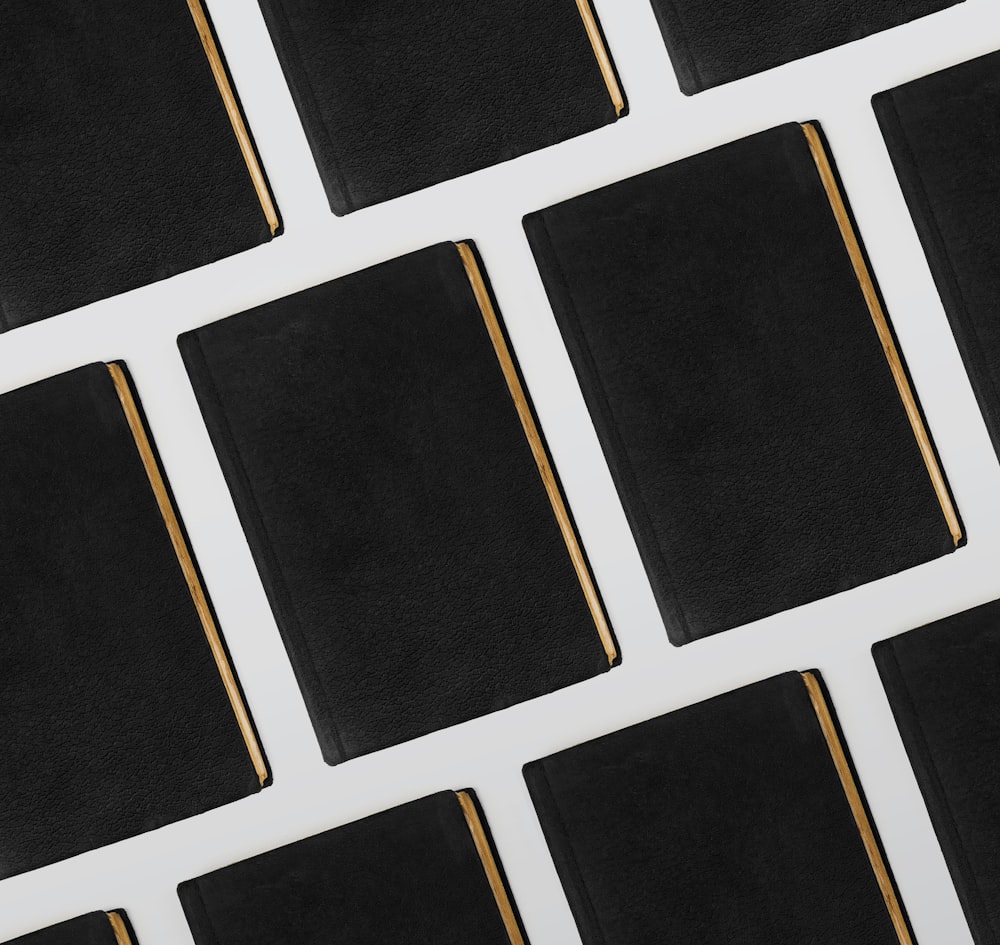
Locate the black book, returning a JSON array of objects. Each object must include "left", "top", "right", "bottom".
[
  {"left": 874, "top": 50, "right": 1000, "bottom": 469},
  {"left": 256, "top": 0, "right": 625, "bottom": 213},
  {"left": 5, "top": 913, "right": 137, "bottom": 945},
  {"left": 179, "top": 241, "right": 617, "bottom": 764},
  {"left": 524, "top": 121, "right": 961, "bottom": 645},
  {"left": 179, "top": 791, "right": 525, "bottom": 945},
  {"left": 0, "top": 363, "right": 267, "bottom": 879},
  {"left": 874, "top": 599, "right": 1000, "bottom": 945},
  {"left": 649, "top": 0, "right": 962, "bottom": 94},
  {"left": 524, "top": 672, "right": 913, "bottom": 945},
  {"left": 0, "top": 0, "right": 279, "bottom": 330}
]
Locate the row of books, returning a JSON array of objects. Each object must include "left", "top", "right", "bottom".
[
  {"left": 0, "top": 0, "right": 972, "bottom": 327},
  {"left": 8, "top": 609, "right": 1000, "bottom": 945}
]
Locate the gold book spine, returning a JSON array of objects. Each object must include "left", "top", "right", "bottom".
[
  {"left": 107, "top": 364, "right": 269, "bottom": 788},
  {"left": 456, "top": 243, "right": 617, "bottom": 667},
  {"left": 801, "top": 672, "right": 913, "bottom": 945},
  {"left": 800, "top": 122, "right": 961, "bottom": 548},
  {"left": 186, "top": 0, "right": 280, "bottom": 235},
  {"left": 106, "top": 913, "right": 133, "bottom": 945},
  {"left": 575, "top": 0, "right": 625, "bottom": 117},
  {"left": 456, "top": 792, "right": 525, "bottom": 945}
]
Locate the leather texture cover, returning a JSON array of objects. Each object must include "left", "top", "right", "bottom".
[
  {"left": 524, "top": 121, "right": 958, "bottom": 645},
  {"left": 179, "top": 242, "right": 616, "bottom": 764},
  {"left": 4, "top": 913, "right": 131, "bottom": 945},
  {"left": 0, "top": 363, "right": 264, "bottom": 880},
  {"left": 255, "top": 0, "right": 625, "bottom": 213},
  {"left": 650, "top": 0, "right": 963, "bottom": 94},
  {"left": 874, "top": 50, "right": 1000, "bottom": 472},
  {"left": 524, "top": 672, "right": 906, "bottom": 945},
  {"left": 178, "top": 791, "right": 520, "bottom": 945},
  {"left": 873, "top": 599, "right": 1000, "bottom": 945},
  {"left": 0, "top": 0, "right": 277, "bottom": 330}
]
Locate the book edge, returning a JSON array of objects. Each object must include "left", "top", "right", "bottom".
[
  {"left": 872, "top": 638, "right": 996, "bottom": 945},
  {"left": 800, "top": 671, "right": 913, "bottom": 945},
  {"left": 455, "top": 241, "right": 618, "bottom": 667},
  {"left": 105, "top": 363, "right": 269, "bottom": 786},
  {"left": 186, "top": 0, "right": 280, "bottom": 234},
  {"left": 105, "top": 913, "right": 132, "bottom": 945},
  {"left": 800, "top": 121, "right": 962, "bottom": 548},
  {"left": 573, "top": 0, "right": 626, "bottom": 116}
]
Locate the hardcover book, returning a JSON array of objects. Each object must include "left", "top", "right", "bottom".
[
  {"left": 255, "top": 0, "right": 626, "bottom": 213},
  {"left": 524, "top": 671, "right": 913, "bottom": 945},
  {"left": 5, "top": 913, "right": 136, "bottom": 945},
  {"left": 179, "top": 791, "right": 525, "bottom": 945},
  {"left": 0, "top": 0, "right": 279, "bottom": 330},
  {"left": 524, "top": 121, "right": 961, "bottom": 645},
  {"left": 649, "top": 0, "right": 963, "bottom": 94},
  {"left": 0, "top": 364, "right": 267, "bottom": 879},
  {"left": 874, "top": 599, "right": 1000, "bottom": 945},
  {"left": 874, "top": 50, "right": 1000, "bottom": 469},
  {"left": 179, "top": 241, "right": 617, "bottom": 763}
]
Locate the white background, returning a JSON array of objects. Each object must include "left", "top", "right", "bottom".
[{"left": 1, "top": 1, "right": 1000, "bottom": 942}]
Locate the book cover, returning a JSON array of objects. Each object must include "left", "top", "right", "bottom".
[
  {"left": 0, "top": 363, "right": 267, "bottom": 879},
  {"left": 256, "top": 0, "right": 625, "bottom": 212},
  {"left": 874, "top": 49, "right": 1000, "bottom": 470},
  {"left": 649, "top": 0, "right": 962, "bottom": 94},
  {"left": 179, "top": 241, "right": 617, "bottom": 764},
  {"left": 0, "top": 0, "right": 279, "bottom": 329},
  {"left": 179, "top": 791, "right": 525, "bottom": 945},
  {"left": 524, "top": 672, "right": 912, "bottom": 944},
  {"left": 4, "top": 912, "right": 136, "bottom": 945},
  {"left": 874, "top": 599, "right": 1000, "bottom": 945},
  {"left": 524, "top": 121, "right": 961, "bottom": 645}
]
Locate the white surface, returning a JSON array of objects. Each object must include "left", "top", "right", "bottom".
[{"left": 1, "top": 2, "right": 999, "bottom": 942}]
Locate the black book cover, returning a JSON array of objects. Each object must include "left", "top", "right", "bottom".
[
  {"left": 524, "top": 672, "right": 912, "bottom": 945},
  {"left": 5, "top": 912, "right": 136, "bottom": 945},
  {"left": 650, "top": 0, "right": 962, "bottom": 94},
  {"left": 524, "top": 121, "right": 961, "bottom": 645},
  {"left": 0, "top": 363, "right": 267, "bottom": 879},
  {"left": 874, "top": 50, "right": 1000, "bottom": 471},
  {"left": 0, "top": 0, "right": 279, "bottom": 330},
  {"left": 255, "top": 0, "right": 626, "bottom": 213},
  {"left": 179, "top": 241, "right": 617, "bottom": 764},
  {"left": 874, "top": 599, "right": 1000, "bottom": 945},
  {"left": 179, "top": 791, "right": 525, "bottom": 945}
]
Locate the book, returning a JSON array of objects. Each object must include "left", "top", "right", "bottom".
[
  {"left": 873, "top": 599, "right": 1000, "bottom": 945},
  {"left": 179, "top": 241, "right": 617, "bottom": 763},
  {"left": 179, "top": 791, "right": 525, "bottom": 945},
  {"left": 0, "top": 363, "right": 267, "bottom": 879},
  {"left": 5, "top": 913, "right": 136, "bottom": 945},
  {"left": 0, "top": 0, "right": 279, "bottom": 330},
  {"left": 649, "top": 0, "right": 963, "bottom": 94},
  {"left": 874, "top": 50, "right": 1000, "bottom": 469},
  {"left": 524, "top": 121, "right": 961, "bottom": 645},
  {"left": 524, "top": 671, "right": 913, "bottom": 945},
  {"left": 255, "top": 0, "right": 625, "bottom": 213}
]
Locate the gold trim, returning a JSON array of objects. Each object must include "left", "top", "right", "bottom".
[
  {"left": 456, "top": 243, "right": 617, "bottom": 667},
  {"left": 185, "top": 0, "right": 280, "bottom": 235},
  {"left": 574, "top": 0, "right": 624, "bottom": 117},
  {"left": 456, "top": 792, "right": 525, "bottom": 945},
  {"left": 106, "top": 912, "right": 133, "bottom": 945},
  {"left": 801, "top": 123, "right": 961, "bottom": 548},
  {"left": 801, "top": 673, "right": 913, "bottom": 945},
  {"left": 106, "top": 364, "right": 269, "bottom": 787}
]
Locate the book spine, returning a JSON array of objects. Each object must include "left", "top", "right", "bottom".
[
  {"left": 523, "top": 210, "right": 693, "bottom": 644},
  {"left": 178, "top": 880, "right": 224, "bottom": 945},
  {"left": 647, "top": 0, "right": 703, "bottom": 95},
  {"left": 873, "top": 90, "right": 1000, "bottom": 468},
  {"left": 523, "top": 760, "right": 609, "bottom": 945},
  {"left": 872, "top": 640, "right": 996, "bottom": 945},
  {"left": 178, "top": 331, "right": 349, "bottom": 765},
  {"left": 255, "top": 0, "right": 354, "bottom": 215}
]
